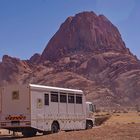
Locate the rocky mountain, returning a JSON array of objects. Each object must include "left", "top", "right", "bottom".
[
  {"left": 41, "top": 12, "right": 130, "bottom": 61},
  {"left": 1, "top": 11, "right": 140, "bottom": 108}
]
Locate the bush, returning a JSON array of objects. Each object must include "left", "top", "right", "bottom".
[{"left": 95, "top": 115, "right": 110, "bottom": 126}]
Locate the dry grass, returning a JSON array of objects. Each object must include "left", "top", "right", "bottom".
[
  {"left": 105, "top": 112, "right": 140, "bottom": 125},
  {"left": 95, "top": 114, "right": 110, "bottom": 126}
]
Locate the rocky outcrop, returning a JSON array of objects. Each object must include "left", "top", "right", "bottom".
[
  {"left": 0, "top": 11, "right": 140, "bottom": 108},
  {"left": 29, "top": 53, "right": 41, "bottom": 64},
  {"left": 0, "top": 55, "right": 32, "bottom": 85},
  {"left": 41, "top": 12, "right": 130, "bottom": 61}
]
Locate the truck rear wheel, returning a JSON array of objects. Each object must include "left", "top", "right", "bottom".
[
  {"left": 51, "top": 122, "right": 59, "bottom": 133},
  {"left": 22, "top": 128, "right": 37, "bottom": 137}
]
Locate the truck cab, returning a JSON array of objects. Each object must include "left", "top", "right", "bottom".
[{"left": 86, "top": 102, "right": 96, "bottom": 129}]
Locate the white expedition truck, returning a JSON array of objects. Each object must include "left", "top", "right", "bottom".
[{"left": 0, "top": 84, "right": 95, "bottom": 137}]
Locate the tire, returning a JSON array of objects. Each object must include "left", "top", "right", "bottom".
[
  {"left": 22, "top": 128, "right": 37, "bottom": 137},
  {"left": 86, "top": 121, "right": 93, "bottom": 129},
  {"left": 51, "top": 122, "right": 59, "bottom": 133}
]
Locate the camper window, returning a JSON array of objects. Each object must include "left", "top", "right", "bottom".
[
  {"left": 51, "top": 92, "right": 58, "bottom": 102},
  {"left": 68, "top": 94, "right": 74, "bottom": 103},
  {"left": 44, "top": 94, "right": 49, "bottom": 105},
  {"left": 76, "top": 94, "right": 82, "bottom": 104},
  {"left": 60, "top": 94, "right": 67, "bottom": 103}
]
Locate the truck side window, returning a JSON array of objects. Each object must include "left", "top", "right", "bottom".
[
  {"left": 44, "top": 94, "right": 49, "bottom": 105},
  {"left": 68, "top": 94, "right": 74, "bottom": 103},
  {"left": 76, "top": 94, "right": 82, "bottom": 104},
  {"left": 89, "top": 104, "right": 94, "bottom": 112},
  {"left": 51, "top": 92, "right": 58, "bottom": 102},
  {"left": 60, "top": 93, "right": 67, "bottom": 103}
]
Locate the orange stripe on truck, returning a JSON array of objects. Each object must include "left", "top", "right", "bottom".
[{"left": 5, "top": 115, "right": 26, "bottom": 120}]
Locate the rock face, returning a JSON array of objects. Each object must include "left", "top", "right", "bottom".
[
  {"left": 41, "top": 12, "right": 130, "bottom": 61},
  {"left": 0, "top": 55, "right": 32, "bottom": 85},
  {"left": 29, "top": 53, "right": 41, "bottom": 64},
  {"left": 0, "top": 11, "right": 140, "bottom": 108}
]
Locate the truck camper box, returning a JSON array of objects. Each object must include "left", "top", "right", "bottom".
[{"left": 0, "top": 84, "right": 95, "bottom": 137}]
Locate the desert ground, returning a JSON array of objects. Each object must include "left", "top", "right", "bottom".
[{"left": 0, "top": 112, "right": 140, "bottom": 140}]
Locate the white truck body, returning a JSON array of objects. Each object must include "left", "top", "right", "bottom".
[{"left": 0, "top": 84, "right": 94, "bottom": 136}]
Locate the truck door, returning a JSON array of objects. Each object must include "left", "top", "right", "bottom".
[
  {"left": 36, "top": 93, "right": 45, "bottom": 130},
  {"left": 44, "top": 93, "right": 50, "bottom": 131},
  {"left": 31, "top": 91, "right": 45, "bottom": 131}
]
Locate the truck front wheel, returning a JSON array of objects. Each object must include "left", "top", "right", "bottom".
[{"left": 86, "top": 120, "right": 93, "bottom": 129}]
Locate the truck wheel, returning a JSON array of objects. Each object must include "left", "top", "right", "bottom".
[
  {"left": 51, "top": 122, "right": 59, "bottom": 133},
  {"left": 86, "top": 121, "right": 93, "bottom": 129},
  {"left": 22, "top": 129, "right": 37, "bottom": 137}
]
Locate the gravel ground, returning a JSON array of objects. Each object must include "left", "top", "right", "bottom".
[{"left": 0, "top": 123, "right": 140, "bottom": 140}]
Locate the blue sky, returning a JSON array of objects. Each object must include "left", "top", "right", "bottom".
[{"left": 0, "top": 0, "right": 140, "bottom": 60}]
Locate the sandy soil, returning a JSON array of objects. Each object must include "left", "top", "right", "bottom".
[{"left": 0, "top": 113, "right": 140, "bottom": 140}]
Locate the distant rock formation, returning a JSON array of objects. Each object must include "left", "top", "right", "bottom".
[
  {"left": 29, "top": 53, "right": 41, "bottom": 64},
  {"left": 41, "top": 11, "right": 131, "bottom": 61}
]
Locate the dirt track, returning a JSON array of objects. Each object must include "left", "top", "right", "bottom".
[{"left": 0, "top": 123, "right": 140, "bottom": 140}]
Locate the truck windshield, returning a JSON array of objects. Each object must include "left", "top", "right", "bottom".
[{"left": 89, "top": 104, "right": 94, "bottom": 112}]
